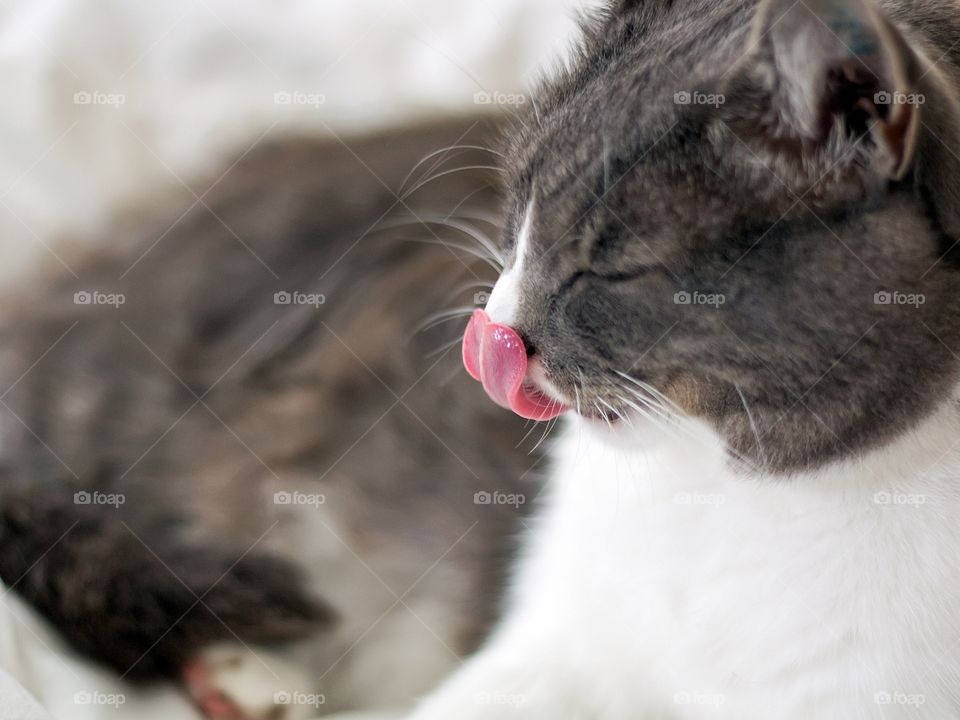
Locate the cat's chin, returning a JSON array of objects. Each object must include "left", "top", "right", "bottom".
[{"left": 574, "top": 410, "right": 678, "bottom": 452}]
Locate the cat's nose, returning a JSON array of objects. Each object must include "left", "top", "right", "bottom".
[{"left": 462, "top": 309, "right": 567, "bottom": 421}]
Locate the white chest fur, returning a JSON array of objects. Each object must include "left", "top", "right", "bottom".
[{"left": 474, "top": 400, "right": 960, "bottom": 719}]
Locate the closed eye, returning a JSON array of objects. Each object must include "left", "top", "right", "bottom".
[
  {"left": 557, "top": 267, "right": 655, "bottom": 296},
  {"left": 591, "top": 268, "right": 655, "bottom": 282}
]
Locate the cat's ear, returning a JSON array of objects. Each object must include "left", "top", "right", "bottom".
[{"left": 726, "top": 0, "right": 921, "bottom": 180}]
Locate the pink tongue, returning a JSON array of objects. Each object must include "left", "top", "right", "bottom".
[{"left": 462, "top": 310, "right": 567, "bottom": 421}]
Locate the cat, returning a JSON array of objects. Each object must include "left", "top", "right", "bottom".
[
  {"left": 407, "top": 0, "right": 960, "bottom": 718},
  {"left": 0, "top": 117, "right": 542, "bottom": 718},
  {"left": 8, "top": 0, "right": 960, "bottom": 717}
]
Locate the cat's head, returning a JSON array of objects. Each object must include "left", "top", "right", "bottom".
[{"left": 463, "top": 0, "right": 960, "bottom": 473}]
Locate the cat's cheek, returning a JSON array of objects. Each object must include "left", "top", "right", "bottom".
[
  {"left": 560, "top": 284, "right": 634, "bottom": 358},
  {"left": 663, "top": 372, "right": 728, "bottom": 419}
]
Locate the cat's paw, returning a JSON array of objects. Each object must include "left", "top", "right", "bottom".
[{"left": 183, "top": 643, "right": 317, "bottom": 720}]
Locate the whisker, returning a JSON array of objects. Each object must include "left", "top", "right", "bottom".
[
  {"left": 593, "top": 400, "right": 614, "bottom": 432},
  {"left": 530, "top": 419, "right": 551, "bottom": 454},
  {"left": 412, "top": 216, "right": 505, "bottom": 267},
  {"left": 610, "top": 381, "right": 703, "bottom": 445},
  {"left": 616, "top": 371, "right": 686, "bottom": 415},
  {"left": 598, "top": 397, "right": 631, "bottom": 428},
  {"left": 443, "top": 280, "right": 495, "bottom": 306},
  {"left": 445, "top": 208, "right": 504, "bottom": 227},
  {"left": 613, "top": 378, "right": 760, "bottom": 470},
  {"left": 444, "top": 186, "right": 499, "bottom": 222},
  {"left": 531, "top": 414, "right": 562, "bottom": 454},
  {"left": 403, "top": 237, "right": 502, "bottom": 272},
  {"left": 424, "top": 335, "right": 465, "bottom": 359},
  {"left": 399, "top": 144, "right": 506, "bottom": 196},
  {"left": 403, "top": 165, "right": 506, "bottom": 200},
  {"left": 401, "top": 149, "right": 472, "bottom": 199},
  {"left": 416, "top": 306, "right": 476, "bottom": 334},
  {"left": 735, "top": 383, "right": 768, "bottom": 469},
  {"left": 613, "top": 391, "right": 687, "bottom": 443},
  {"left": 517, "top": 416, "right": 545, "bottom": 449},
  {"left": 617, "top": 385, "right": 684, "bottom": 430},
  {"left": 458, "top": 279, "right": 496, "bottom": 290},
  {"left": 529, "top": 92, "right": 544, "bottom": 129},
  {"left": 381, "top": 217, "right": 504, "bottom": 270}
]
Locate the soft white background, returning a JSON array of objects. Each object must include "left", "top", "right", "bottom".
[
  {"left": 0, "top": 1, "right": 594, "bottom": 719},
  {"left": 0, "top": 0, "right": 595, "bottom": 284}
]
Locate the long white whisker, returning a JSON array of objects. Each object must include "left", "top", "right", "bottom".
[
  {"left": 402, "top": 237, "right": 501, "bottom": 272},
  {"left": 443, "top": 186, "right": 498, "bottom": 223},
  {"left": 401, "top": 149, "right": 471, "bottom": 199},
  {"left": 517, "top": 416, "right": 544, "bottom": 448},
  {"left": 593, "top": 400, "right": 614, "bottom": 432},
  {"left": 616, "top": 371, "right": 686, "bottom": 415},
  {"left": 735, "top": 383, "right": 768, "bottom": 469},
  {"left": 615, "top": 380, "right": 759, "bottom": 469},
  {"left": 615, "top": 384, "right": 705, "bottom": 446},
  {"left": 403, "top": 165, "right": 506, "bottom": 200},
  {"left": 445, "top": 209, "right": 504, "bottom": 227},
  {"left": 416, "top": 306, "right": 476, "bottom": 334},
  {"left": 381, "top": 217, "right": 504, "bottom": 270},
  {"left": 530, "top": 416, "right": 557, "bottom": 454},
  {"left": 399, "top": 144, "right": 506, "bottom": 196},
  {"left": 529, "top": 92, "right": 544, "bottom": 129},
  {"left": 411, "top": 217, "right": 504, "bottom": 266},
  {"left": 618, "top": 385, "right": 689, "bottom": 433},
  {"left": 424, "top": 336, "right": 465, "bottom": 359},
  {"left": 443, "top": 280, "right": 495, "bottom": 307},
  {"left": 613, "top": 391, "right": 687, "bottom": 443},
  {"left": 599, "top": 397, "right": 632, "bottom": 428}
]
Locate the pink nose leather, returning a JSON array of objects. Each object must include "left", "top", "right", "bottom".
[{"left": 462, "top": 310, "right": 567, "bottom": 421}]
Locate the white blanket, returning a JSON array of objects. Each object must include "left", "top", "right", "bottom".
[
  {"left": 0, "top": 585, "right": 197, "bottom": 719},
  {"left": 0, "top": 1, "right": 593, "bottom": 718},
  {"left": 1, "top": 578, "right": 409, "bottom": 720}
]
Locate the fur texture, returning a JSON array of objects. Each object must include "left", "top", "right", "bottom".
[
  {"left": 0, "top": 117, "right": 539, "bottom": 712},
  {"left": 491, "top": 0, "right": 960, "bottom": 473},
  {"left": 411, "top": 0, "right": 960, "bottom": 718}
]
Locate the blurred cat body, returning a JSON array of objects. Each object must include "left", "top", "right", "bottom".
[{"left": 0, "top": 117, "right": 535, "bottom": 716}]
